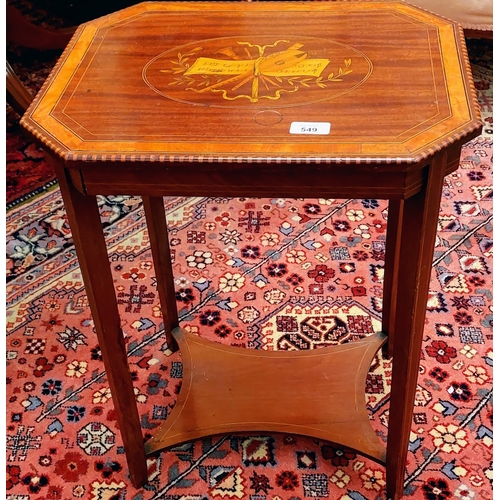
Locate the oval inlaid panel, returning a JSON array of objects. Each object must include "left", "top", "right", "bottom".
[{"left": 143, "top": 36, "right": 372, "bottom": 108}]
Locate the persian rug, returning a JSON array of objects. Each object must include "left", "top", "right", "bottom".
[{"left": 6, "top": 40, "right": 492, "bottom": 500}]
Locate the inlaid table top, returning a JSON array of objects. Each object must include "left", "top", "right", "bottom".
[
  {"left": 21, "top": 0, "right": 481, "bottom": 166},
  {"left": 19, "top": 3, "right": 483, "bottom": 498}
]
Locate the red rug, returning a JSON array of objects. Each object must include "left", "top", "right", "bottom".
[
  {"left": 6, "top": 49, "right": 61, "bottom": 208},
  {"left": 6, "top": 40, "right": 492, "bottom": 500},
  {"left": 6, "top": 118, "right": 58, "bottom": 208},
  {"left": 6, "top": 0, "right": 123, "bottom": 207}
]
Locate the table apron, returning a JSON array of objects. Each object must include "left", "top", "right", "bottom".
[{"left": 71, "top": 164, "right": 429, "bottom": 200}]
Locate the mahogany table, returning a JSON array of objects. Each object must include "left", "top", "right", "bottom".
[{"left": 21, "top": 2, "right": 482, "bottom": 498}]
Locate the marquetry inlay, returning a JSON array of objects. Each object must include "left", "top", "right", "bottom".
[
  {"left": 143, "top": 37, "right": 372, "bottom": 106},
  {"left": 21, "top": 1, "right": 481, "bottom": 163}
]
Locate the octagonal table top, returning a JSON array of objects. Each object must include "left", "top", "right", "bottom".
[{"left": 21, "top": 1, "right": 482, "bottom": 166}]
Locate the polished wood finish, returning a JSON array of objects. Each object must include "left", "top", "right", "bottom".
[
  {"left": 50, "top": 156, "right": 148, "bottom": 487},
  {"left": 463, "top": 28, "right": 493, "bottom": 40},
  {"left": 21, "top": 1, "right": 481, "bottom": 165},
  {"left": 20, "top": 2, "right": 482, "bottom": 499},
  {"left": 381, "top": 198, "right": 403, "bottom": 359},
  {"left": 75, "top": 161, "right": 428, "bottom": 199},
  {"left": 386, "top": 152, "right": 449, "bottom": 498},
  {"left": 6, "top": 6, "right": 75, "bottom": 117},
  {"left": 6, "top": 5, "right": 75, "bottom": 50},
  {"left": 6, "top": 61, "right": 33, "bottom": 116},
  {"left": 146, "top": 327, "right": 387, "bottom": 463},
  {"left": 143, "top": 197, "right": 179, "bottom": 351}
]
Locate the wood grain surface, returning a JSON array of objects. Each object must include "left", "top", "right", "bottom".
[
  {"left": 145, "top": 327, "right": 387, "bottom": 464},
  {"left": 19, "top": 2, "right": 483, "bottom": 498},
  {"left": 21, "top": 1, "right": 482, "bottom": 165}
]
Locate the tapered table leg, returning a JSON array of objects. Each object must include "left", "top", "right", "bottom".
[
  {"left": 143, "top": 196, "right": 179, "bottom": 352},
  {"left": 386, "top": 153, "right": 447, "bottom": 500},
  {"left": 382, "top": 198, "right": 404, "bottom": 359},
  {"left": 51, "top": 158, "right": 148, "bottom": 488}
]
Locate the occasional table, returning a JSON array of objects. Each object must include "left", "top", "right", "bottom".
[{"left": 21, "top": 2, "right": 482, "bottom": 498}]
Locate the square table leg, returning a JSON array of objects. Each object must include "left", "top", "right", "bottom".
[
  {"left": 50, "top": 148, "right": 460, "bottom": 497},
  {"left": 382, "top": 198, "right": 404, "bottom": 359},
  {"left": 51, "top": 157, "right": 148, "bottom": 488},
  {"left": 385, "top": 153, "right": 448, "bottom": 499},
  {"left": 142, "top": 196, "right": 179, "bottom": 352}
]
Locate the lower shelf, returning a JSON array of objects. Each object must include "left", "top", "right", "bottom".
[{"left": 145, "top": 327, "right": 387, "bottom": 464}]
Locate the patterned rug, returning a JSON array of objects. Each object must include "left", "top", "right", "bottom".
[{"left": 6, "top": 39, "right": 492, "bottom": 500}]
